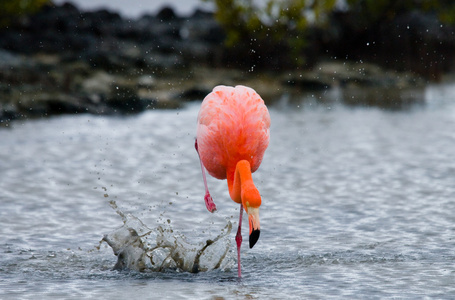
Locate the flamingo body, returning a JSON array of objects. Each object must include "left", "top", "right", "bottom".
[
  {"left": 195, "top": 85, "right": 270, "bottom": 277},
  {"left": 197, "top": 85, "right": 270, "bottom": 185}
]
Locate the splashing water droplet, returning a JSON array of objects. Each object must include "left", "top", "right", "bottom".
[{"left": 103, "top": 202, "right": 234, "bottom": 273}]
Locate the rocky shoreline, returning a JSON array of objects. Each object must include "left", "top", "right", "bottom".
[{"left": 0, "top": 3, "right": 450, "bottom": 125}]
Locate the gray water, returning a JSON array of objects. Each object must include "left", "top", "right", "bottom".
[{"left": 1, "top": 83, "right": 455, "bottom": 299}]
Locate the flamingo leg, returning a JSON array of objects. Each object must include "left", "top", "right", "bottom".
[
  {"left": 195, "top": 139, "right": 217, "bottom": 213},
  {"left": 236, "top": 203, "right": 243, "bottom": 278}
]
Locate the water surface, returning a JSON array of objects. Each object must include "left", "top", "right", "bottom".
[{"left": 1, "top": 83, "right": 455, "bottom": 298}]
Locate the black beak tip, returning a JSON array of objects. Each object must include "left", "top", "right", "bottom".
[{"left": 249, "top": 229, "right": 260, "bottom": 249}]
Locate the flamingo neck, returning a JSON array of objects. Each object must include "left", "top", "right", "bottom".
[{"left": 227, "top": 160, "right": 261, "bottom": 210}]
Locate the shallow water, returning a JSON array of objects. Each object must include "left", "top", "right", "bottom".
[{"left": 1, "top": 83, "right": 455, "bottom": 299}]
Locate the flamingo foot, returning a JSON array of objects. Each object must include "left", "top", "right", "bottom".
[
  {"left": 196, "top": 139, "right": 217, "bottom": 213},
  {"left": 204, "top": 191, "right": 217, "bottom": 213}
]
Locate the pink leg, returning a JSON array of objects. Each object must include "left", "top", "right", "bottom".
[
  {"left": 195, "top": 139, "right": 216, "bottom": 213},
  {"left": 235, "top": 204, "right": 243, "bottom": 278}
]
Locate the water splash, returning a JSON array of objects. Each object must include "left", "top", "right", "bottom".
[{"left": 103, "top": 201, "right": 234, "bottom": 273}]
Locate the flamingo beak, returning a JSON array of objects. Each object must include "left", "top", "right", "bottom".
[{"left": 248, "top": 207, "right": 260, "bottom": 248}]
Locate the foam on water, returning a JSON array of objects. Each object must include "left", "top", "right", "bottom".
[{"left": 102, "top": 201, "right": 235, "bottom": 273}]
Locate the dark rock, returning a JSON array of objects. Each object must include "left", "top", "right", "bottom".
[
  {"left": 0, "top": 2, "right": 446, "bottom": 122},
  {"left": 342, "top": 86, "right": 426, "bottom": 110},
  {"left": 15, "top": 93, "right": 88, "bottom": 117},
  {"left": 284, "top": 61, "right": 424, "bottom": 92},
  {"left": 0, "top": 102, "right": 20, "bottom": 126},
  {"left": 190, "top": 9, "right": 214, "bottom": 19},
  {"left": 284, "top": 76, "right": 331, "bottom": 90},
  {"left": 106, "top": 86, "right": 144, "bottom": 113},
  {"left": 0, "top": 49, "right": 25, "bottom": 68},
  {"left": 178, "top": 86, "right": 212, "bottom": 101},
  {"left": 156, "top": 6, "right": 177, "bottom": 21},
  {"left": 40, "top": 95, "right": 89, "bottom": 115}
]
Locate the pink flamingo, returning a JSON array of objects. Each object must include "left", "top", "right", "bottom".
[{"left": 195, "top": 85, "right": 270, "bottom": 277}]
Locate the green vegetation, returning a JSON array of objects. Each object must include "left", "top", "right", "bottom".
[
  {"left": 209, "top": 0, "right": 333, "bottom": 46},
  {"left": 206, "top": 0, "right": 337, "bottom": 66},
  {"left": 206, "top": 0, "right": 455, "bottom": 68},
  {"left": 0, "top": 0, "right": 50, "bottom": 27}
]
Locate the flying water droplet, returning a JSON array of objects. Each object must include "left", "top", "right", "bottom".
[{"left": 103, "top": 202, "right": 234, "bottom": 273}]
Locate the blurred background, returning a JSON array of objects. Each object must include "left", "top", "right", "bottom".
[{"left": 1, "top": 0, "right": 455, "bottom": 120}]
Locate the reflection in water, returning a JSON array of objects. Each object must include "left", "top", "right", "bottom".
[
  {"left": 103, "top": 201, "right": 234, "bottom": 273},
  {"left": 342, "top": 86, "right": 426, "bottom": 109},
  {"left": 276, "top": 85, "right": 426, "bottom": 110}
]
